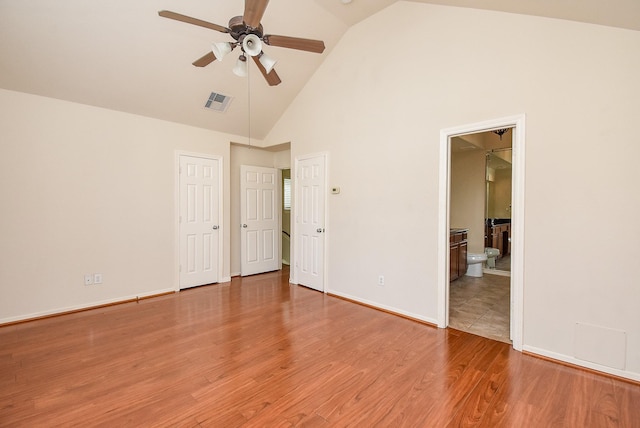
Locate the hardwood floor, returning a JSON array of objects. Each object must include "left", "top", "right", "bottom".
[{"left": 2, "top": 268, "right": 639, "bottom": 427}]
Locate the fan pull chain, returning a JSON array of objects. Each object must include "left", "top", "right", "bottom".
[{"left": 247, "top": 59, "right": 251, "bottom": 148}]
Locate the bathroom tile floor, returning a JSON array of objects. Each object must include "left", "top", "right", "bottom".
[
  {"left": 449, "top": 273, "right": 511, "bottom": 344},
  {"left": 494, "top": 255, "right": 511, "bottom": 271}
]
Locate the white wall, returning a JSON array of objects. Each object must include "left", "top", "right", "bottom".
[
  {"left": 0, "top": 89, "right": 234, "bottom": 323},
  {"left": 265, "top": 2, "right": 640, "bottom": 379}
]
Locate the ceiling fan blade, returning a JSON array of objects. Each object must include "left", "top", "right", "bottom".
[
  {"left": 243, "top": 0, "right": 269, "bottom": 28},
  {"left": 158, "top": 10, "right": 230, "bottom": 33},
  {"left": 263, "top": 35, "right": 325, "bottom": 53},
  {"left": 192, "top": 52, "right": 217, "bottom": 67},
  {"left": 252, "top": 55, "right": 281, "bottom": 86}
]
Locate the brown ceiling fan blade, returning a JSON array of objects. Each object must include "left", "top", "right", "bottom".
[
  {"left": 252, "top": 56, "right": 281, "bottom": 86},
  {"left": 158, "top": 10, "right": 229, "bottom": 33},
  {"left": 243, "top": 0, "right": 269, "bottom": 28},
  {"left": 192, "top": 52, "right": 216, "bottom": 67},
  {"left": 263, "top": 35, "right": 325, "bottom": 53}
]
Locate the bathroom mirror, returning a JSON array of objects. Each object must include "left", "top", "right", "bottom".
[{"left": 485, "top": 149, "right": 512, "bottom": 221}]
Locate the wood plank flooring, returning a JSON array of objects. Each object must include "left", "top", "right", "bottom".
[{"left": 1, "top": 268, "right": 639, "bottom": 427}]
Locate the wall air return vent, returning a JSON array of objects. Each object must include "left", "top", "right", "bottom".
[{"left": 204, "top": 92, "right": 232, "bottom": 112}]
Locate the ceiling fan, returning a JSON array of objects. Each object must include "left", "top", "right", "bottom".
[{"left": 159, "top": 0, "right": 326, "bottom": 86}]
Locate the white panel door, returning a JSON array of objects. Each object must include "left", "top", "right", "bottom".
[
  {"left": 295, "top": 155, "right": 326, "bottom": 291},
  {"left": 240, "top": 165, "right": 279, "bottom": 276},
  {"left": 179, "top": 155, "right": 220, "bottom": 289}
]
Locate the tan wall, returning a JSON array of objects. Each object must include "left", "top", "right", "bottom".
[
  {"left": 450, "top": 150, "right": 485, "bottom": 253},
  {"left": 490, "top": 168, "right": 512, "bottom": 219},
  {"left": 265, "top": 2, "right": 640, "bottom": 379}
]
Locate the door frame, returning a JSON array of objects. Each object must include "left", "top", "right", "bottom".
[
  {"left": 279, "top": 167, "right": 291, "bottom": 268},
  {"left": 174, "top": 151, "right": 224, "bottom": 291},
  {"left": 437, "top": 114, "right": 525, "bottom": 351},
  {"left": 291, "top": 152, "right": 328, "bottom": 291}
]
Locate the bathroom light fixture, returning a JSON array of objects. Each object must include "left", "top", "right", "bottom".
[{"left": 492, "top": 128, "right": 510, "bottom": 140}]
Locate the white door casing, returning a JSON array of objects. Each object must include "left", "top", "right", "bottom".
[
  {"left": 179, "top": 155, "right": 221, "bottom": 289},
  {"left": 240, "top": 165, "right": 279, "bottom": 276},
  {"left": 294, "top": 154, "right": 327, "bottom": 292},
  {"left": 437, "top": 114, "right": 525, "bottom": 351}
]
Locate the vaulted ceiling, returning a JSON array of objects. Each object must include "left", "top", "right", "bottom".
[{"left": 1, "top": 0, "right": 638, "bottom": 142}]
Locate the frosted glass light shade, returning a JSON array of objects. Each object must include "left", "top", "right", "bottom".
[
  {"left": 258, "top": 52, "right": 277, "bottom": 74},
  {"left": 242, "top": 34, "right": 262, "bottom": 57},
  {"left": 211, "top": 42, "right": 233, "bottom": 61},
  {"left": 233, "top": 55, "right": 248, "bottom": 77}
]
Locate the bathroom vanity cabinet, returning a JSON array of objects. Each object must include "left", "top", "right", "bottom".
[
  {"left": 487, "top": 222, "right": 511, "bottom": 259},
  {"left": 450, "top": 229, "right": 468, "bottom": 281}
]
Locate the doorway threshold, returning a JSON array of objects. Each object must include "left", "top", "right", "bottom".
[{"left": 484, "top": 268, "right": 510, "bottom": 277}]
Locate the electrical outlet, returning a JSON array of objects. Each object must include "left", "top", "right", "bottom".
[
  {"left": 378, "top": 275, "right": 384, "bottom": 286},
  {"left": 84, "top": 275, "right": 93, "bottom": 286},
  {"left": 94, "top": 273, "right": 103, "bottom": 284}
]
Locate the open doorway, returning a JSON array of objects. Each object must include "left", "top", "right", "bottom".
[
  {"left": 448, "top": 131, "right": 512, "bottom": 343},
  {"left": 437, "top": 115, "right": 525, "bottom": 351},
  {"left": 281, "top": 168, "right": 291, "bottom": 266}
]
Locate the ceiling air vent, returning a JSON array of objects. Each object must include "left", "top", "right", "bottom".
[{"left": 204, "top": 92, "right": 232, "bottom": 112}]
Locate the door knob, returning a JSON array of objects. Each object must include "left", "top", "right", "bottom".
[
  {"left": 212, "top": 225, "right": 219, "bottom": 230},
  {"left": 316, "top": 228, "right": 324, "bottom": 233},
  {"left": 242, "top": 224, "right": 248, "bottom": 228}
]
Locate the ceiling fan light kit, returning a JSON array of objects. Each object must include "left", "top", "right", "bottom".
[
  {"left": 211, "top": 42, "right": 234, "bottom": 61},
  {"left": 233, "top": 55, "right": 249, "bottom": 77},
  {"left": 258, "top": 52, "right": 277, "bottom": 74},
  {"left": 158, "top": 0, "right": 326, "bottom": 86},
  {"left": 242, "top": 34, "right": 263, "bottom": 57}
]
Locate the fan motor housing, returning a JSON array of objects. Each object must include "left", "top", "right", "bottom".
[{"left": 229, "top": 15, "right": 263, "bottom": 40}]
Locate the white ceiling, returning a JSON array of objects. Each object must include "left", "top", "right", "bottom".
[{"left": 1, "top": 0, "right": 638, "bottom": 141}]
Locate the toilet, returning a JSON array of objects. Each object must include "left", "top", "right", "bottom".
[
  {"left": 485, "top": 247, "right": 500, "bottom": 268},
  {"left": 466, "top": 252, "right": 488, "bottom": 277}
]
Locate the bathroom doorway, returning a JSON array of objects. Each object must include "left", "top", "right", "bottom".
[
  {"left": 448, "top": 132, "right": 512, "bottom": 343},
  {"left": 437, "top": 115, "right": 525, "bottom": 351}
]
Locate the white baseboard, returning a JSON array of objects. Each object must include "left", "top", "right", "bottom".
[
  {"left": 523, "top": 345, "right": 640, "bottom": 382},
  {"left": 326, "top": 289, "right": 439, "bottom": 326},
  {"left": 0, "top": 288, "right": 176, "bottom": 325}
]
